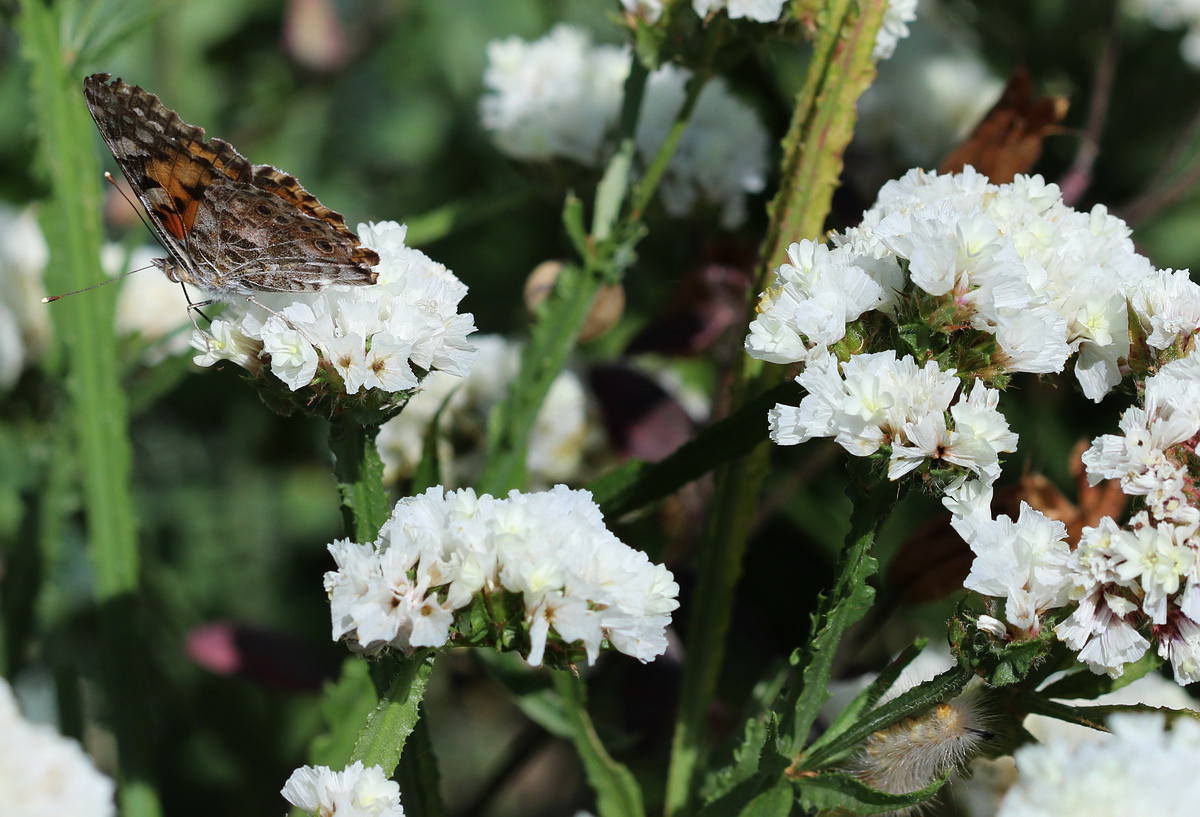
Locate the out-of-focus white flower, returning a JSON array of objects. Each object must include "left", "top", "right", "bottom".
[
  {"left": 858, "top": 7, "right": 1003, "bottom": 169},
  {"left": 692, "top": 0, "right": 787, "bottom": 22},
  {"left": 376, "top": 335, "right": 594, "bottom": 487},
  {"left": 282, "top": 761, "right": 404, "bottom": 817},
  {"left": 479, "top": 24, "right": 629, "bottom": 166},
  {"left": 1126, "top": 0, "right": 1200, "bottom": 68},
  {"left": 0, "top": 204, "right": 50, "bottom": 386},
  {"left": 479, "top": 25, "right": 769, "bottom": 227},
  {"left": 996, "top": 713, "right": 1200, "bottom": 816},
  {"left": 959, "top": 673, "right": 1194, "bottom": 816},
  {"left": 0, "top": 677, "right": 115, "bottom": 817},
  {"left": 621, "top": 0, "right": 663, "bottom": 22},
  {"left": 636, "top": 65, "right": 769, "bottom": 228},
  {"left": 323, "top": 485, "right": 679, "bottom": 666},
  {"left": 874, "top": 0, "right": 919, "bottom": 60},
  {"left": 106, "top": 244, "right": 198, "bottom": 364},
  {"left": 191, "top": 221, "right": 476, "bottom": 404}
]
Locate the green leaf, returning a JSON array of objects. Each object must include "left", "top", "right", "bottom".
[
  {"left": 478, "top": 651, "right": 573, "bottom": 738},
  {"left": 563, "top": 192, "right": 589, "bottom": 259},
  {"left": 552, "top": 671, "right": 645, "bottom": 817},
  {"left": 478, "top": 262, "right": 600, "bottom": 494},
  {"left": 593, "top": 139, "right": 634, "bottom": 242},
  {"left": 700, "top": 713, "right": 795, "bottom": 817},
  {"left": 777, "top": 470, "right": 893, "bottom": 758},
  {"left": 307, "top": 658, "right": 380, "bottom": 767},
  {"left": 736, "top": 779, "right": 794, "bottom": 817},
  {"left": 1038, "top": 652, "right": 1162, "bottom": 700},
  {"left": 804, "top": 640, "right": 928, "bottom": 760},
  {"left": 794, "top": 770, "right": 946, "bottom": 814}
]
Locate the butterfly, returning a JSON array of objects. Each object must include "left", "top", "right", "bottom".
[{"left": 82, "top": 73, "right": 378, "bottom": 310}]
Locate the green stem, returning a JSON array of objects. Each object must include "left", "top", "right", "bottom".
[
  {"left": 629, "top": 71, "right": 707, "bottom": 220},
  {"left": 662, "top": 4, "right": 889, "bottom": 816},
  {"left": 328, "top": 417, "right": 391, "bottom": 542},
  {"left": 350, "top": 651, "right": 437, "bottom": 772},
  {"left": 19, "top": 3, "right": 159, "bottom": 815}
]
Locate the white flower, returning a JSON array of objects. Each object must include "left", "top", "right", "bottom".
[
  {"left": 996, "top": 714, "right": 1200, "bottom": 816},
  {"left": 956, "top": 502, "right": 1072, "bottom": 632},
  {"left": 1125, "top": 0, "right": 1200, "bottom": 69},
  {"left": 1130, "top": 268, "right": 1200, "bottom": 348},
  {"left": 0, "top": 677, "right": 115, "bottom": 817},
  {"left": 823, "top": 167, "right": 1161, "bottom": 401},
  {"left": 745, "top": 240, "right": 890, "bottom": 364},
  {"left": 193, "top": 221, "right": 477, "bottom": 399},
  {"left": 771, "top": 350, "right": 1014, "bottom": 484},
  {"left": 874, "top": 0, "right": 919, "bottom": 60},
  {"left": 323, "top": 486, "right": 679, "bottom": 666},
  {"left": 692, "top": 0, "right": 787, "bottom": 23},
  {"left": 281, "top": 761, "right": 404, "bottom": 817}
]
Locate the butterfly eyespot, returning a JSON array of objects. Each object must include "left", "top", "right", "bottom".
[
  {"left": 255, "top": 203, "right": 272, "bottom": 217},
  {"left": 314, "top": 239, "right": 334, "bottom": 253},
  {"left": 298, "top": 224, "right": 316, "bottom": 234},
  {"left": 274, "top": 214, "right": 289, "bottom": 224}
]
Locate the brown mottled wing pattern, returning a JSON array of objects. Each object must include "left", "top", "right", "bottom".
[{"left": 82, "top": 73, "right": 378, "bottom": 297}]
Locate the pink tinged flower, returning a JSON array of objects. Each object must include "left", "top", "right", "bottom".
[
  {"left": 1056, "top": 591, "right": 1151, "bottom": 678},
  {"left": 888, "top": 411, "right": 950, "bottom": 480},
  {"left": 1157, "top": 615, "right": 1200, "bottom": 684}
]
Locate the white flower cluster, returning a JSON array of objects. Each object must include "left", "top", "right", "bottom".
[
  {"left": 996, "top": 713, "right": 1200, "bottom": 816},
  {"left": 1126, "top": 0, "right": 1200, "bottom": 68},
  {"left": 192, "top": 221, "right": 477, "bottom": 397},
  {"left": 0, "top": 677, "right": 115, "bottom": 817},
  {"left": 376, "top": 334, "right": 594, "bottom": 487},
  {"left": 323, "top": 485, "right": 679, "bottom": 667},
  {"left": 282, "top": 762, "right": 403, "bottom": 817},
  {"left": 773, "top": 350, "right": 1017, "bottom": 484},
  {"left": 749, "top": 168, "right": 1173, "bottom": 402},
  {"left": 479, "top": 25, "right": 768, "bottom": 228},
  {"left": 947, "top": 352, "right": 1200, "bottom": 684}
]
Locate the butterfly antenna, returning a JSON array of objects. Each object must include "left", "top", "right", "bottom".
[
  {"left": 104, "top": 171, "right": 160, "bottom": 239},
  {"left": 41, "top": 263, "right": 156, "bottom": 303},
  {"left": 43, "top": 173, "right": 160, "bottom": 304}
]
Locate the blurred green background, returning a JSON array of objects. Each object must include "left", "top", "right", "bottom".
[{"left": 3, "top": 1, "right": 1200, "bottom": 815}]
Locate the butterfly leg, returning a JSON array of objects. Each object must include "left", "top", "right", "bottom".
[{"left": 242, "top": 294, "right": 325, "bottom": 355}]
